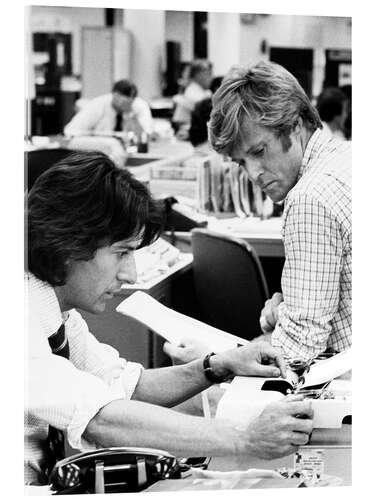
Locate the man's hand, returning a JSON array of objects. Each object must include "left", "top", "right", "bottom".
[
  {"left": 163, "top": 337, "right": 210, "bottom": 365},
  {"left": 245, "top": 396, "right": 313, "bottom": 459},
  {"left": 211, "top": 341, "right": 287, "bottom": 379},
  {"left": 259, "top": 292, "right": 283, "bottom": 334}
]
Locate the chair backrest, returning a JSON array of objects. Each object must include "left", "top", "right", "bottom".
[
  {"left": 25, "top": 148, "right": 73, "bottom": 191},
  {"left": 191, "top": 228, "right": 269, "bottom": 341}
]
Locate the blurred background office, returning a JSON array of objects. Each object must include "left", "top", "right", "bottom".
[{"left": 25, "top": 6, "right": 352, "bottom": 141}]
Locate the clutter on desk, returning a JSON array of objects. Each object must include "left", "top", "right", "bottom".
[
  {"left": 149, "top": 152, "right": 280, "bottom": 219},
  {"left": 144, "top": 465, "right": 342, "bottom": 491},
  {"left": 133, "top": 238, "right": 181, "bottom": 284}
]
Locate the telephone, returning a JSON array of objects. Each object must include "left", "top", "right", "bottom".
[{"left": 49, "top": 447, "right": 182, "bottom": 495}]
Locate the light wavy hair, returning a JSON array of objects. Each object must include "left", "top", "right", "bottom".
[{"left": 208, "top": 61, "right": 321, "bottom": 156}]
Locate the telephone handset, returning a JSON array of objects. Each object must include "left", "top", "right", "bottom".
[{"left": 49, "top": 447, "right": 181, "bottom": 495}]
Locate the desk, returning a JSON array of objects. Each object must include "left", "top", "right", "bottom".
[
  {"left": 78, "top": 254, "right": 194, "bottom": 368},
  {"left": 165, "top": 217, "right": 284, "bottom": 258},
  {"left": 208, "top": 216, "right": 284, "bottom": 258},
  {"left": 210, "top": 428, "right": 351, "bottom": 487}
]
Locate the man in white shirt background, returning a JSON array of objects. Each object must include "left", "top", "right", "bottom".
[{"left": 64, "top": 79, "right": 153, "bottom": 138}]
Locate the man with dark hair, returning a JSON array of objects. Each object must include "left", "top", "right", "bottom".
[
  {"left": 64, "top": 79, "right": 153, "bottom": 137},
  {"left": 189, "top": 76, "right": 223, "bottom": 152},
  {"left": 25, "top": 150, "right": 313, "bottom": 486},
  {"left": 316, "top": 87, "right": 349, "bottom": 141},
  {"left": 209, "top": 61, "right": 351, "bottom": 362}
]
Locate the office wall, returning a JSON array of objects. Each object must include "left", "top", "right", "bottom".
[
  {"left": 123, "top": 9, "right": 165, "bottom": 101},
  {"left": 29, "top": 6, "right": 104, "bottom": 75},
  {"left": 239, "top": 14, "right": 351, "bottom": 97},
  {"left": 207, "top": 12, "right": 241, "bottom": 77},
  {"left": 165, "top": 10, "right": 194, "bottom": 62}
]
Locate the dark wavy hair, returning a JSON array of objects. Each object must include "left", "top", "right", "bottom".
[
  {"left": 112, "top": 79, "right": 138, "bottom": 98},
  {"left": 316, "top": 87, "right": 348, "bottom": 123},
  {"left": 26, "top": 151, "right": 165, "bottom": 286}
]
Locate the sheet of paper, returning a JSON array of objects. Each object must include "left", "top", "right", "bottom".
[
  {"left": 216, "top": 376, "right": 284, "bottom": 422},
  {"left": 116, "top": 291, "right": 248, "bottom": 352},
  {"left": 303, "top": 349, "right": 352, "bottom": 388}
]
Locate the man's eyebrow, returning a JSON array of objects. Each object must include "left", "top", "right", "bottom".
[
  {"left": 246, "top": 141, "right": 265, "bottom": 154},
  {"left": 112, "top": 242, "right": 139, "bottom": 250}
]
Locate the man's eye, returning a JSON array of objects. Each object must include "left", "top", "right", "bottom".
[
  {"left": 119, "top": 251, "right": 129, "bottom": 258},
  {"left": 253, "top": 148, "right": 265, "bottom": 157}
]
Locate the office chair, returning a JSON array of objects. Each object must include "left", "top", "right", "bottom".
[
  {"left": 191, "top": 228, "right": 269, "bottom": 341},
  {"left": 25, "top": 148, "right": 73, "bottom": 191}
]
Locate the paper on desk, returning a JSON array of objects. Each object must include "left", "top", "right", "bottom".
[
  {"left": 116, "top": 291, "right": 247, "bottom": 351},
  {"left": 303, "top": 348, "right": 352, "bottom": 387}
]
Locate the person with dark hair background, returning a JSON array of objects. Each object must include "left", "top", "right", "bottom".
[
  {"left": 64, "top": 79, "right": 153, "bottom": 137},
  {"left": 25, "top": 150, "right": 314, "bottom": 487},
  {"left": 316, "top": 87, "right": 349, "bottom": 141},
  {"left": 189, "top": 76, "right": 223, "bottom": 153}
]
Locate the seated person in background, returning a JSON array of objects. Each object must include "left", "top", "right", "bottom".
[
  {"left": 208, "top": 61, "right": 351, "bottom": 362},
  {"left": 316, "top": 87, "right": 349, "bottom": 141},
  {"left": 189, "top": 76, "right": 223, "bottom": 154},
  {"left": 64, "top": 79, "right": 153, "bottom": 138},
  {"left": 339, "top": 84, "right": 352, "bottom": 140},
  {"left": 25, "top": 151, "right": 313, "bottom": 486},
  {"left": 172, "top": 59, "right": 213, "bottom": 139}
]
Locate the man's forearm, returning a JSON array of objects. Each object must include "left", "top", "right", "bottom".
[
  {"left": 84, "top": 398, "right": 243, "bottom": 457},
  {"left": 132, "top": 358, "right": 213, "bottom": 407}
]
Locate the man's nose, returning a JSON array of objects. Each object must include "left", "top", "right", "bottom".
[
  {"left": 243, "top": 158, "right": 263, "bottom": 183},
  {"left": 117, "top": 254, "right": 137, "bottom": 285}
]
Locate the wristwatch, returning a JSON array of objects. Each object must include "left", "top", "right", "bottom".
[{"left": 202, "top": 352, "right": 230, "bottom": 384}]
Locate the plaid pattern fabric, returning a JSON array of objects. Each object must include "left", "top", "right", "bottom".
[{"left": 272, "top": 128, "right": 351, "bottom": 360}]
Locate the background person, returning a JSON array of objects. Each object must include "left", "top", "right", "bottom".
[
  {"left": 25, "top": 151, "right": 313, "bottom": 486},
  {"left": 208, "top": 61, "right": 351, "bottom": 362},
  {"left": 64, "top": 79, "right": 153, "bottom": 138},
  {"left": 172, "top": 59, "right": 213, "bottom": 138},
  {"left": 189, "top": 76, "right": 223, "bottom": 154},
  {"left": 316, "top": 86, "right": 349, "bottom": 141}
]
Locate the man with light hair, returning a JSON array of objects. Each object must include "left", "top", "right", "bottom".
[{"left": 208, "top": 61, "right": 351, "bottom": 361}]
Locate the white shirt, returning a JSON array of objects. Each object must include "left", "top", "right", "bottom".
[
  {"left": 25, "top": 272, "right": 143, "bottom": 485},
  {"left": 172, "top": 81, "right": 212, "bottom": 124},
  {"left": 272, "top": 127, "right": 351, "bottom": 361},
  {"left": 64, "top": 93, "right": 154, "bottom": 136}
]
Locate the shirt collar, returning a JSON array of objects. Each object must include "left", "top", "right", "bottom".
[
  {"left": 297, "top": 126, "right": 332, "bottom": 182},
  {"left": 26, "top": 272, "right": 66, "bottom": 336}
]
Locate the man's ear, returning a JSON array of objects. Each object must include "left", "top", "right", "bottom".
[{"left": 293, "top": 117, "right": 304, "bottom": 136}]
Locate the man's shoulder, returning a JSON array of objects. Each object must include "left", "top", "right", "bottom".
[
  {"left": 292, "top": 143, "right": 351, "bottom": 204},
  {"left": 86, "top": 93, "right": 112, "bottom": 109},
  {"left": 132, "top": 96, "right": 150, "bottom": 112}
]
